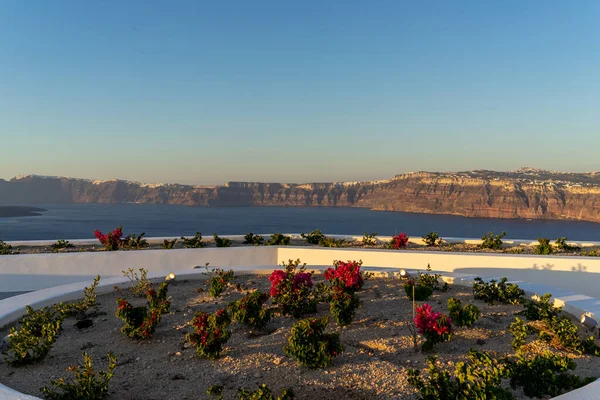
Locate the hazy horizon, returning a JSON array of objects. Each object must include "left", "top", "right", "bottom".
[{"left": 1, "top": 1, "right": 598, "bottom": 184}]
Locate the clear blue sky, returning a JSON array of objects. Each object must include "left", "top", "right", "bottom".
[{"left": 1, "top": 1, "right": 598, "bottom": 185}]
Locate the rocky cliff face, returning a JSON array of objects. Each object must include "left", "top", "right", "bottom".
[{"left": 2, "top": 169, "right": 600, "bottom": 223}]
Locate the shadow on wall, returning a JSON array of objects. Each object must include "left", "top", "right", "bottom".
[
  {"left": 455, "top": 267, "right": 600, "bottom": 298},
  {"left": 0, "top": 274, "right": 99, "bottom": 292}
]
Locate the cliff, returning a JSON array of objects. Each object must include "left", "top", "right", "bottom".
[{"left": 2, "top": 169, "right": 600, "bottom": 223}]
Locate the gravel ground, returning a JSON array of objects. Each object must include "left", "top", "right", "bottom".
[{"left": 1, "top": 275, "right": 598, "bottom": 399}]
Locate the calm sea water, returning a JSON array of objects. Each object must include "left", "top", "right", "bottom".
[{"left": 0, "top": 204, "right": 599, "bottom": 241}]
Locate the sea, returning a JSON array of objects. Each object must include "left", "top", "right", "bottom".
[{"left": 0, "top": 204, "right": 599, "bottom": 241}]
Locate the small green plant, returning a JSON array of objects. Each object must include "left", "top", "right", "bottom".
[
  {"left": 506, "top": 351, "right": 596, "bottom": 398},
  {"left": 447, "top": 298, "right": 480, "bottom": 327},
  {"left": 122, "top": 233, "right": 148, "bottom": 249},
  {"left": 417, "top": 264, "right": 448, "bottom": 291},
  {"left": 5, "top": 306, "right": 63, "bottom": 366},
  {"left": 186, "top": 309, "right": 231, "bottom": 359},
  {"left": 181, "top": 232, "right": 204, "bottom": 248},
  {"left": 480, "top": 231, "right": 506, "bottom": 250},
  {"left": 213, "top": 234, "right": 232, "bottom": 248},
  {"left": 534, "top": 237, "right": 553, "bottom": 255},
  {"left": 243, "top": 232, "right": 264, "bottom": 246},
  {"left": 227, "top": 291, "right": 271, "bottom": 329},
  {"left": 518, "top": 293, "right": 561, "bottom": 322},
  {"left": 407, "top": 351, "right": 513, "bottom": 400},
  {"left": 301, "top": 229, "right": 326, "bottom": 245},
  {"left": 319, "top": 237, "right": 346, "bottom": 247},
  {"left": 404, "top": 280, "right": 433, "bottom": 301},
  {"left": 284, "top": 317, "right": 343, "bottom": 368},
  {"left": 40, "top": 352, "right": 117, "bottom": 400},
  {"left": 330, "top": 291, "right": 361, "bottom": 327},
  {"left": 547, "top": 316, "right": 600, "bottom": 355},
  {"left": 206, "top": 384, "right": 224, "bottom": 400},
  {"left": 266, "top": 233, "right": 290, "bottom": 246},
  {"left": 238, "top": 384, "right": 294, "bottom": 400},
  {"left": 422, "top": 232, "right": 442, "bottom": 247},
  {"left": 472, "top": 277, "right": 524, "bottom": 305},
  {"left": 555, "top": 237, "right": 580, "bottom": 252},
  {"left": 122, "top": 268, "right": 150, "bottom": 297},
  {"left": 509, "top": 317, "right": 530, "bottom": 350},
  {"left": 51, "top": 240, "right": 74, "bottom": 253},
  {"left": 362, "top": 232, "right": 378, "bottom": 245},
  {"left": 161, "top": 238, "right": 178, "bottom": 249},
  {"left": 53, "top": 275, "right": 101, "bottom": 318},
  {"left": 0, "top": 240, "right": 18, "bottom": 255},
  {"left": 205, "top": 267, "right": 235, "bottom": 297}
]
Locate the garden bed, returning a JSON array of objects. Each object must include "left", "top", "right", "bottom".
[{"left": 1, "top": 273, "right": 598, "bottom": 399}]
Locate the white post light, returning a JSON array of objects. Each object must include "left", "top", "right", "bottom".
[
  {"left": 581, "top": 314, "right": 598, "bottom": 330},
  {"left": 165, "top": 272, "right": 176, "bottom": 281}
]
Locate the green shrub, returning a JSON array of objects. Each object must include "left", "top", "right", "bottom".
[
  {"left": 51, "top": 240, "right": 74, "bottom": 253},
  {"left": 548, "top": 316, "right": 600, "bottom": 355},
  {"left": 319, "top": 237, "right": 346, "bottom": 248},
  {"left": 243, "top": 233, "right": 264, "bottom": 246},
  {"left": 181, "top": 232, "right": 204, "bottom": 248},
  {"left": 519, "top": 293, "right": 561, "bottom": 322},
  {"left": 266, "top": 233, "right": 290, "bottom": 246},
  {"left": 508, "top": 317, "right": 530, "bottom": 350},
  {"left": 122, "top": 233, "right": 148, "bottom": 249},
  {"left": 480, "top": 231, "right": 506, "bottom": 250},
  {"left": 555, "top": 237, "right": 580, "bottom": 252},
  {"left": 506, "top": 351, "right": 596, "bottom": 398},
  {"left": 206, "top": 268, "right": 235, "bottom": 297},
  {"left": 161, "top": 238, "right": 178, "bottom": 249},
  {"left": 284, "top": 317, "right": 343, "bottom": 368},
  {"left": 422, "top": 232, "right": 442, "bottom": 247},
  {"left": 404, "top": 281, "right": 433, "bottom": 301},
  {"left": 534, "top": 237, "right": 553, "bottom": 255},
  {"left": 362, "top": 232, "right": 378, "bottom": 246},
  {"left": 186, "top": 309, "right": 231, "bottom": 359},
  {"left": 228, "top": 291, "right": 271, "bottom": 329},
  {"left": 53, "top": 275, "right": 101, "bottom": 318},
  {"left": 5, "top": 306, "right": 63, "bottom": 366},
  {"left": 447, "top": 298, "right": 480, "bottom": 327},
  {"left": 301, "top": 229, "right": 326, "bottom": 245},
  {"left": 238, "top": 384, "right": 294, "bottom": 400},
  {"left": 472, "top": 277, "right": 524, "bottom": 305},
  {"left": 122, "top": 268, "right": 150, "bottom": 297},
  {"left": 206, "top": 384, "right": 224, "bottom": 399},
  {"left": 418, "top": 264, "right": 448, "bottom": 291},
  {"left": 213, "top": 234, "right": 232, "bottom": 248},
  {"left": 330, "top": 291, "right": 361, "bottom": 327},
  {"left": 0, "top": 240, "right": 18, "bottom": 255},
  {"left": 407, "top": 351, "right": 513, "bottom": 400},
  {"left": 40, "top": 352, "right": 117, "bottom": 400}
]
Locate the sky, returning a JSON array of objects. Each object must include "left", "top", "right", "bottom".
[{"left": 0, "top": 1, "right": 599, "bottom": 185}]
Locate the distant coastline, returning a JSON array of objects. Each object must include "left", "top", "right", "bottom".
[{"left": 0, "top": 206, "right": 47, "bottom": 218}]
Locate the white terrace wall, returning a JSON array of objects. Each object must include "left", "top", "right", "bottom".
[
  {"left": 0, "top": 247, "right": 276, "bottom": 292},
  {"left": 2, "top": 244, "right": 600, "bottom": 297}
]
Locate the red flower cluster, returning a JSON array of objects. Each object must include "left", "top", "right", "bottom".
[
  {"left": 414, "top": 303, "right": 452, "bottom": 350},
  {"left": 186, "top": 309, "right": 231, "bottom": 359},
  {"left": 94, "top": 226, "right": 123, "bottom": 250},
  {"left": 324, "top": 260, "right": 363, "bottom": 292},
  {"left": 292, "top": 272, "right": 313, "bottom": 292},
  {"left": 391, "top": 233, "right": 409, "bottom": 249},
  {"left": 268, "top": 270, "right": 287, "bottom": 296}
]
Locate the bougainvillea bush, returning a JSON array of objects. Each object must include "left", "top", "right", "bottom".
[
  {"left": 228, "top": 291, "right": 271, "bottom": 329},
  {"left": 284, "top": 317, "right": 343, "bottom": 368},
  {"left": 207, "top": 268, "right": 235, "bottom": 297},
  {"left": 186, "top": 309, "right": 231, "bottom": 359},
  {"left": 389, "top": 233, "right": 409, "bottom": 249},
  {"left": 269, "top": 259, "right": 317, "bottom": 318},
  {"left": 414, "top": 303, "right": 453, "bottom": 351},
  {"left": 115, "top": 282, "right": 170, "bottom": 339},
  {"left": 324, "top": 260, "right": 364, "bottom": 326},
  {"left": 94, "top": 226, "right": 123, "bottom": 251}
]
